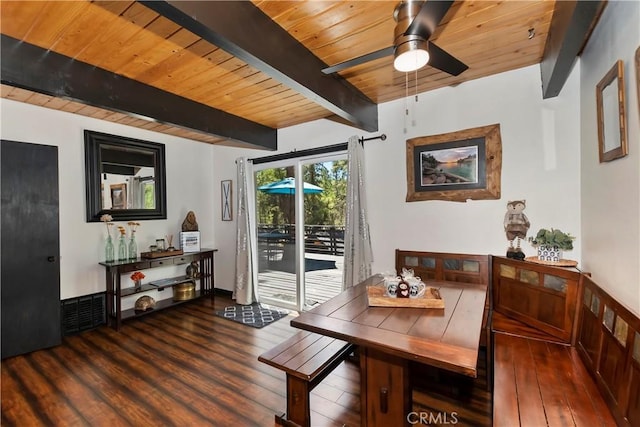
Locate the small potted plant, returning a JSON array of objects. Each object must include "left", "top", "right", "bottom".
[{"left": 528, "top": 228, "right": 575, "bottom": 262}]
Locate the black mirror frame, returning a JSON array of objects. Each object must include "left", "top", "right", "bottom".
[{"left": 84, "top": 130, "right": 167, "bottom": 222}]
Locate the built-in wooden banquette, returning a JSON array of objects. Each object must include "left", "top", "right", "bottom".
[
  {"left": 395, "top": 251, "right": 638, "bottom": 425},
  {"left": 492, "top": 331, "right": 616, "bottom": 427},
  {"left": 492, "top": 256, "right": 582, "bottom": 344},
  {"left": 578, "top": 275, "right": 640, "bottom": 426},
  {"left": 491, "top": 255, "right": 639, "bottom": 426}
]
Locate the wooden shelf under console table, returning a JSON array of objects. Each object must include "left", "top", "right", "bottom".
[{"left": 99, "top": 248, "right": 217, "bottom": 330}]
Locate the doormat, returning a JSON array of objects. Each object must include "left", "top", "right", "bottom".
[{"left": 215, "top": 303, "right": 289, "bottom": 329}]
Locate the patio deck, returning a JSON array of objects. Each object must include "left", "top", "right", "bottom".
[{"left": 257, "top": 253, "right": 344, "bottom": 309}]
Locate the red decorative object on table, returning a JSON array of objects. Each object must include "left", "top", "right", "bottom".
[{"left": 130, "top": 271, "right": 145, "bottom": 291}]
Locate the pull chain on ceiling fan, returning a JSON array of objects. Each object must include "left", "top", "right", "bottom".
[{"left": 322, "top": 0, "right": 468, "bottom": 77}]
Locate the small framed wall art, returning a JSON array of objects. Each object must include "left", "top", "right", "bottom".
[
  {"left": 596, "top": 60, "right": 628, "bottom": 162},
  {"left": 221, "top": 180, "right": 232, "bottom": 221}
]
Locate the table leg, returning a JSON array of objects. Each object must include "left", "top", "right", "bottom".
[
  {"left": 360, "top": 347, "right": 411, "bottom": 427},
  {"left": 114, "top": 271, "right": 122, "bottom": 330},
  {"left": 105, "top": 268, "right": 115, "bottom": 329}
]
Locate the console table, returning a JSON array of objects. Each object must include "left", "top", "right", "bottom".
[{"left": 99, "top": 248, "right": 217, "bottom": 330}]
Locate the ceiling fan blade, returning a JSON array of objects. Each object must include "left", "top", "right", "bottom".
[
  {"left": 405, "top": 0, "right": 454, "bottom": 38},
  {"left": 322, "top": 46, "right": 395, "bottom": 75},
  {"left": 427, "top": 42, "right": 468, "bottom": 76}
]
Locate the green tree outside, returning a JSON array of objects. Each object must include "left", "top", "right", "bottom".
[{"left": 255, "top": 160, "right": 347, "bottom": 227}]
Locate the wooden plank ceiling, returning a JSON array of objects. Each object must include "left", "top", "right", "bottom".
[{"left": 1, "top": 0, "right": 555, "bottom": 148}]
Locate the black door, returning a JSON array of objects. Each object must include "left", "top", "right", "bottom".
[{"left": 1, "top": 140, "right": 61, "bottom": 358}]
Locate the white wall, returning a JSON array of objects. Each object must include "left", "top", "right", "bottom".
[
  {"left": 580, "top": 0, "right": 640, "bottom": 315},
  {"left": 1, "top": 99, "right": 216, "bottom": 306},
  {"left": 212, "top": 63, "right": 582, "bottom": 292}
]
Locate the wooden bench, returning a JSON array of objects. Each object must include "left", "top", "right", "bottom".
[
  {"left": 576, "top": 276, "right": 640, "bottom": 426},
  {"left": 258, "top": 330, "right": 355, "bottom": 427},
  {"left": 492, "top": 257, "right": 639, "bottom": 426},
  {"left": 493, "top": 332, "right": 616, "bottom": 426}
]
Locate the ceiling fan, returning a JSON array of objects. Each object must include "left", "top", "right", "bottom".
[{"left": 322, "top": 0, "right": 468, "bottom": 76}]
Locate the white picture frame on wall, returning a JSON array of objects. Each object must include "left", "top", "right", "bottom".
[{"left": 221, "top": 180, "right": 232, "bottom": 221}]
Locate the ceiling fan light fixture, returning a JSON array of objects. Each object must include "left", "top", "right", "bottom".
[
  {"left": 394, "top": 39, "right": 429, "bottom": 72},
  {"left": 322, "top": 0, "right": 466, "bottom": 76}
]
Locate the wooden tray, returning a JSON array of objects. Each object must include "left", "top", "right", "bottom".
[
  {"left": 367, "top": 286, "right": 444, "bottom": 308},
  {"left": 140, "top": 249, "right": 184, "bottom": 259},
  {"left": 524, "top": 257, "right": 578, "bottom": 267}
]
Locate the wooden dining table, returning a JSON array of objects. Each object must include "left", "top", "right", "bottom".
[{"left": 290, "top": 275, "right": 488, "bottom": 427}]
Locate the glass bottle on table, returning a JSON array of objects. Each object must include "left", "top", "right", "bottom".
[
  {"left": 129, "top": 231, "right": 137, "bottom": 260},
  {"left": 118, "top": 233, "right": 127, "bottom": 261},
  {"left": 105, "top": 235, "right": 115, "bottom": 262}
]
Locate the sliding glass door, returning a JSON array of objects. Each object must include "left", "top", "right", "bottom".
[{"left": 254, "top": 154, "right": 347, "bottom": 311}]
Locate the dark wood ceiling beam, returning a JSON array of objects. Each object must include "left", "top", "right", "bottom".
[
  {"left": 540, "top": 0, "right": 606, "bottom": 99},
  {"left": 141, "top": 0, "right": 379, "bottom": 132},
  {"left": 0, "top": 34, "right": 277, "bottom": 150}
]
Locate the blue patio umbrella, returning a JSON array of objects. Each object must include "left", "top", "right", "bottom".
[
  {"left": 258, "top": 177, "right": 323, "bottom": 224},
  {"left": 257, "top": 177, "right": 323, "bottom": 195}
]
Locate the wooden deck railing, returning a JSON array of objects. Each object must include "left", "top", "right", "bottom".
[{"left": 257, "top": 224, "right": 344, "bottom": 256}]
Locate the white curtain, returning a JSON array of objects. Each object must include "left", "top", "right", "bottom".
[
  {"left": 128, "top": 177, "right": 142, "bottom": 209},
  {"left": 343, "top": 135, "right": 373, "bottom": 287},
  {"left": 234, "top": 157, "right": 259, "bottom": 304}
]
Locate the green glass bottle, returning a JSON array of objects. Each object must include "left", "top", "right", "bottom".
[
  {"left": 118, "top": 234, "right": 127, "bottom": 261},
  {"left": 128, "top": 231, "right": 137, "bottom": 260},
  {"left": 105, "top": 235, "right": 115, "bottom": 262}
]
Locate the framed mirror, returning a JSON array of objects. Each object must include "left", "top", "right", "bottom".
[
  {"left": 596, "top": 60, "right": 628, "bottom": 162},
  {"left": 85, "top": 130, "right": 167, "bottom": 222}
]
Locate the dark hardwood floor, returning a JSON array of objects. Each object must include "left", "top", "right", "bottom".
[{"left": 1, "top": 295, "right": 491, "bottom": 426}]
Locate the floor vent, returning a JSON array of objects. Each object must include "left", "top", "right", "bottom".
[{"left": 61, "top": 292, "right": 106, "bottom": 335}]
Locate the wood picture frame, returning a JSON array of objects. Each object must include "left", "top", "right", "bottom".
[
  {"left": 406, "top": 124, "right": 502, "bottom": 202},
  {"left": 110, "top": 183, "right": 127, "bottom": 209},
  {"left": 221, "top": 180, "right": 232, "bottom": 221},
  {"left": 596, "top": 60, "right": 628, "bottom": 162}
]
